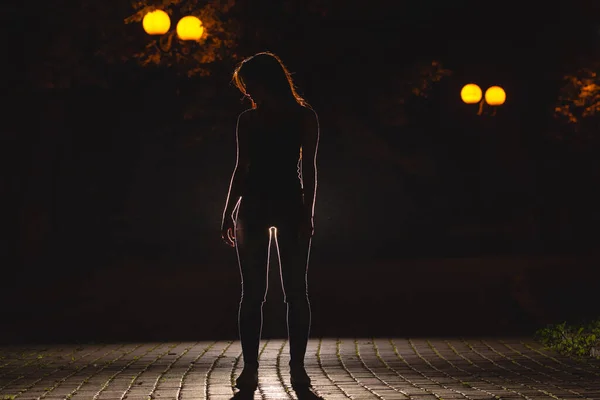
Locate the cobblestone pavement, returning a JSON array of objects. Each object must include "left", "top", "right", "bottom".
[{"left": 1, "top": 338, "right": 599, "bottom": 400}]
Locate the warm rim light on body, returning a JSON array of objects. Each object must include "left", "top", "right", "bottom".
[
  {"left": 460, "top": 83, "right": 482, "bottom": 104},
  {"left": 142, "top": 10, "right": 171, "bottom": 35},
  {"left": 485, "top": 86, "right": 506, "bottom": 106},
  {"left": 176, "top": 16, "right": 204, "bottom": 41}
]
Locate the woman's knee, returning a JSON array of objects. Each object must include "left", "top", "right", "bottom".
[
  {"left": 283, "top": 289, "right": 309, "bottom": 305},
  {"left": 241, "top": 286, "right": 268, "bottom": 305}
]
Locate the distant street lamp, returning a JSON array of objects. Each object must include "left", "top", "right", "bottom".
[
  {"left": 142, "top": 10, "right": 204, "bottom": 51},
  {"left": 484, "top": 86, "right": 506, "bottom": 106},
  {"left": 461, "top": 83, "right": 506, "bottom": 115},
  {"left": 143, "top": 10, "right": 171, "bottom": 35},
  {"left": 460, "top": 83, "right": 482, "bottom": 104},
  {"left": 176, "top": 16, "right": 204, "bottom": 41}
]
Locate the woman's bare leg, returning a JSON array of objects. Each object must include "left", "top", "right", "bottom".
[
  {"left": 235, "top": 217, "right": 271, "bottom": 369},
  {"left": 273, "top": 224, "right": 312, "bottom": 370}
]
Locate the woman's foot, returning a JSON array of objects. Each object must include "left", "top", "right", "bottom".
[
  {"left": 290, "top": 364, "right": 311, "bottom": 389},
  {"left": 235, "top": 363, "right": 259, "bottom": 390}
]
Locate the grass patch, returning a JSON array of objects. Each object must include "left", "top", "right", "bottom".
[{"left": 535, "top": 318, "right": 600, "bottom": 358}]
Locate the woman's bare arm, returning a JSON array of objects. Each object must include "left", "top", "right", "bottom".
[
  {"left": 222, "top": 110, "right": 251, "bottom": 226},
  {"left": 301, "top": 108, "right": 320, "bottom": 218}
]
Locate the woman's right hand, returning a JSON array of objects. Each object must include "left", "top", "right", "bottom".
[
  {"left": 221, "top": 217, "right": 236, "bottom": 247},
  {"left": 298, "top": 208, "right": 314, "bottom": 239}
]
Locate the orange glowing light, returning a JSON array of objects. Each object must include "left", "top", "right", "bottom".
[
  {"left": 485, "top": 86, "right": 506, "bottom": 106},
  {"left": 461, "top": 83, "right": 482, "bottom": 104},
  {"left": 142, "top": 10, "right": 171, "bottom": 35},
  {"left": 176, "top": 16, "right": 204, "bottom": 41}
]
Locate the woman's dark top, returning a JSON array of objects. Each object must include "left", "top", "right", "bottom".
[{"left": 240, "top": 106, "right": 305, "bottom": 218}]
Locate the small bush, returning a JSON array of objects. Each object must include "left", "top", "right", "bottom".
[{"left": 535, "top": 318, "right": 600, "bottom": 358}]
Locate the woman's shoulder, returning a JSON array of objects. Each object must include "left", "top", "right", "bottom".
[
  {"left": 237, "top": 107, "right": 256, "bottom": 119},
  {"left": 299, "top": 106, "right": 318, "bottom": 130},
  {"left": 235, "top": 107, "right": 257, "bottom": 127}
]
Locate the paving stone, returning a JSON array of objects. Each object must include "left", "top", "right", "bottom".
[{"left": 1, "top": 338, "right": 600, "bottom": 399}]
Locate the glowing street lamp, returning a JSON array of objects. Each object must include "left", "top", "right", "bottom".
[
  {"left": 461, "top": 83, "right": 482, "bottom": 104},
  {"left": 142, "top": 10, "right": 171, "bottom": 35},
  {"left": 176, "top": 16, "right": 204, "bottom": 41},
  {"left": 461, "top": 83, "right": 506, "bottom": 115},
  {"left": 484, "top": 86, "right": 506, "bottom": 106},
  {"left": 141, "top": 10, "right": 204, "bottom": 49}
]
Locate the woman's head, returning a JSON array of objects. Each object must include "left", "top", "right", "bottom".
[{"left": 232, "top": 51, "right": 309, "bottom": 109}]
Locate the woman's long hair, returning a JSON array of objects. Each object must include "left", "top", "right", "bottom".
[{"left": 232, "top": 51, "right": 310, "bottom": 109}]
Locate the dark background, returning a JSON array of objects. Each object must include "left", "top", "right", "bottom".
[{"left": 1, "top": 0, "right": 599, "bottom": 343}]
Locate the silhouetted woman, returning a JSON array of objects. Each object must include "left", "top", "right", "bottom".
[{"left": 221, "top": 52, "right": 319, "bottom": 391}]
